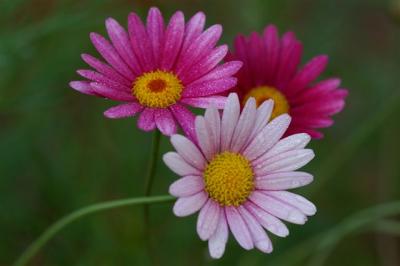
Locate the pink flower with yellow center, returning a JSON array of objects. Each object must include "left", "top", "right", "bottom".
[
  {"left": 164, "top": 93, "right": 316, "bottom": 258},
  {"left": 70, "top": 7, "right": 242, "bottom": 137},
  {"left": 226, "top": 24, "right": 348, "bottom": 138}
]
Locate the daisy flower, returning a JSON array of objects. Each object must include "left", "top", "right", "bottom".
[
  {"left": 163, "top": 93, "right": 316, "bottom": 258},
  {"left": 226, "top": 25, "right": 348, "bottom": 138},
  {"left": 69, "top": 7, "right": 242, "bottom": 138}
]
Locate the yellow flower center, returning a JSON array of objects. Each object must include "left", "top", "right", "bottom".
[
  {"left": 243, "top": 86, "right": 290, "bottom": 119},
  {"left": 132, "top": 70, "right": 183, "bottom": 108},
  {"left": 204, "top": 152, "right": 254, "bottom": 206}
]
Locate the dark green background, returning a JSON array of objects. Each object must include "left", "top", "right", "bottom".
[{"left": 1, "top": 0, "right": 400, "bottom": 265}]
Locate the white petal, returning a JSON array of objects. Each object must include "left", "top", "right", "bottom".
[
  {"left": 266, "top": 191, "right": 317, "bottom": 216},
  {"left": 255, "top": 171, "right": 313, "bottom": 190},
  {"left": 197, "top": 199, "right": 220, "bottom": 240},
  {"left": 244, "top": 114, "right": 291, "bottom": 161},
  {"left": 204, "top": 106, "right": 221, "bottom": 155},
  {"left": 163, "top": 152, "right": 202, "bottom": 176},
  {"left": 249, "top": 191, "right": 307, "bottom": 224},
  {"left": 230, "top": 98, "right": 257, "bottom": 152},
  {"left": 244, "top": 201, "right": 289, "bottom": 237},
  {"left": 254, "top": 133, "right": 311, "bottom": 165},
  {"left": 171, "top": 134, "right": 206, "bottom": 170},
  {"left": 248, "top": 99, "right": 274, "bottom": 141},
  {"left": 238, "top": 206, "right": 273, "bottom": 253},
  {"left": 195, "top": 116, "right": 214, "bottom": 161},
  {"left": 225, "top": 206, "right": 254, "bottom": 250},
  {"left": 254, "top": 149, "right": 314, "bottom": 176},
  {"left": 220, "top": 93, "right": 240, "bottom": 151},
  {"left": 208, "top": 210, "right": 228, "bottom": 259},
  {"left": 173, "top": 191, "right": 208, "bottom": 217},
  {"left": 169, "top": 176, "right": 205, "bottom": 197}
]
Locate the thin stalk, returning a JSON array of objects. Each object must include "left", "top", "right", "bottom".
[
  {"left": 143, "top": 130, "right": 162, "bottom": 265},
  {"left": 13, "top": 195, "right": 174, "bottom": 266}
]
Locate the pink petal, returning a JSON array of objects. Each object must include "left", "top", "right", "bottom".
[
  {"left": 244, "top": 201, "right": 289, "bottom": 237},
  {"left": 230, "top": 98, "right": 257, "bottom": 153},
  {"left": 173, "top": 191, "right": 208, "bottom": 217},
  {"left": 154, "top": 108, "right": 177, "bottom": 136},
  {"left": 163, "top": 152, "right": 202, "bottom": 176},
  {"left": 103, "top": 102, "right": 143, "bottom": 118},
  {"left": 238, "top": 206, "right": 272, "bottom": 253},
  {"left": 160, "top": 11, "right": 185, "bottom": 70},
  {"left": 275, "top": 32, "right": 302, "bottom": 88},
  {"left": 169, "top": 175, "right": 205, "bottom": 197},
  {"left": 253, "top": 133, "right": 311, "bottom": 165},
  {"left": 221, "top": 93, "right": 240, "bottom": 151},
  {"left": 188, "top": 61, "right": 243, "bottom": 85},
  {"left": 182, "top": 77, "right": 237, "bottom": 98},
  {"left": 291, "top": 116, "right": 334, "bottom": 128},
  {"left": 208, "top": 210, "right": 228, "bottom": 259},
  {"left": 249, "top": 191, "right": 307, "bottom": 224},
  {"left": 90, "top": 32, "right": 135, "bottom": 80},
  {"left": 255, "top": 171, "right": 313, "bottom": 190},
  {"left": 105, "top": 18, "right": 142, "bottom": 75},
  {"left": 146, "top": 7, "right": 165, "bottom": 68},
  {"left": 204, "top": 106, "right": 221, "bottom": 155},
  {"left": 290, "top": 78, "right": 341, "bottom": 104},
  {"left": 171, "top": 134, "right": 206, "bottom": 170},
  {"left": 285, "top": 55, "right": 329, "bottom": 96},
  {"left": 69, "top": 81, "right": 97, "bottom": 95},
  {"left": 247, "top": 32, "right": 266, "bottom": 86},
  {"left": 180, "top": 45, "right": 228, "bottom": 84},
  {"left": 197, "top": 199, "right": 220, "bottom": 240},
  {"left": 263, "top": 25, "right": 280, "bottom": 82},
  {"left": 77, "top": 69, "right": 130, "bottom": 91},
  {"left": 255, "top": 149, "right": 314, "bottom": 176},
  {"left": 169, "top": 104, "right": 197, "bottom": 143},
  {"left": 195, "top": 116, "right": 214, "bottom": 161},
  {"left": 90, "top": 82, "right": 134, "bottom": 101},
  {"left": 128, "top": 12, "right": 154, "bottom": 72},
  {"left": 181, "top": 12, "right": 205, "bottom": 51},
  {"left": 137, "top": 108, "right": 156, "bottom": 131},
  {"left": 176, "top": 24, "right": 222, "bottom": 75},
  {"left": 81, "top": 54, "right": 131, "bottom": 86},
  {"left": 244, "top": 114, "right": 291, "bottom": 161},
  {"left": 180, "top": 96, "right": 227, "bottom": 109},
  {"left": 266, "top": 191, "right": 316, "bottom": 216},
  {"left": 286, "top": 127, "right": 324, "bottom": 139},
  {"left": 231, "top": 35, "right": 253, "bottom": 89},
  {"left": 225, "top": 206, "right": 254, "bottom": 250}
]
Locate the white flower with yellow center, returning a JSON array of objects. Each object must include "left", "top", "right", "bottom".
[{"left": 164, "top": 93, "right": 316, "bottom": 258}]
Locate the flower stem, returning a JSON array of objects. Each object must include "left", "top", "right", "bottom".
[
  {"left": 13, "top": 195, "right": 174, "bottom": 266},
  {"left": 143, "top": 130, "right": 162, "bottom": 265},
  {"left": 144, "top": 130, "right": 162, "bottom": 198}
]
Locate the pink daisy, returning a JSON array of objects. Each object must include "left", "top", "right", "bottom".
[
  {"left": 226, "top": 24, "right": 348, "bottom": 138},
  {"left": 69, "top": 7, "right": 242, "bottom": 138},
  {"left": 163, "top": 93, "right": 316, "bottom": 258}
]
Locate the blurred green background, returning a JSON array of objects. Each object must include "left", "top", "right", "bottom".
[{"left": 1, "top": 0, "right": 400, "bottom": 265}]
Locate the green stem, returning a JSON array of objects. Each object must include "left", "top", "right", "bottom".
[
  {"left": 143, "top": 130, "right": 162, "bottom": 228},
  {"left": 143, "top": 130, "right": 162, "bottom": 265},
  {"left": 144, "top": 130, "right": 162, "bottom": 198},
  {"left": 13, "top": 195, "right": 174, "bottom": 266}
]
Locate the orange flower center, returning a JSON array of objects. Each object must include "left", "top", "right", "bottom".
[
  {"left": 132, "top": 70, "right": 183, "bottom": 108},
  {"left": 243, "top": 86, "right": 290, "bottom": 119}
]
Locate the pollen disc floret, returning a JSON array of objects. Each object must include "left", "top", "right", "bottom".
[
  {"left": 243, "top": 86, "right": 289, "bottom": 119},
  {"left": 204, "top": 152, "right": 254, "bottom": 206},
  {"left": 132, "top": 70, "right": 183, "bottom": 108}
]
